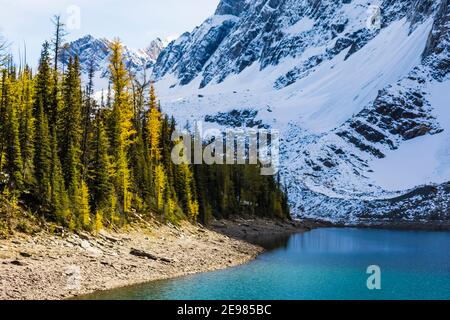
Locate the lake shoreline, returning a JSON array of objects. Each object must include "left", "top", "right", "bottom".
[
  {"left": 3, "top": 216, "right": 443, "bottom": 300},
  {"left": 0, "top": 218, "right": 307, "bottom": 300},
  {"left": 80, "top": 228, "right": 450, "bottom": 300}
]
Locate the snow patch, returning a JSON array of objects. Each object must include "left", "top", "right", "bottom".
[{"left": 284, "top": 17, "right": 315, "bottom": 35}]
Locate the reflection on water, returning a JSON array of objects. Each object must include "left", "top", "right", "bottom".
[
  {"left": 242, "top": 232, "right": 292, "bottom": 250},
  {"left": 79, "top": 228, "right": 450, "bottom": 300}
]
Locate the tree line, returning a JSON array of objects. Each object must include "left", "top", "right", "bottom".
[{"left": 0, "top": 23, "right": 289, "bottom": 231}]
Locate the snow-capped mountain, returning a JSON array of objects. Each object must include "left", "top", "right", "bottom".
[
  {"left": 152, "top": 0, "right": 450, "bottom": 226},
  {"left": 61, "top": 35, "right": 164, "bottom": 78}
]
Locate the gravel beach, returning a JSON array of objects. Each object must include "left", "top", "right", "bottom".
[{"left": 0, "top": 219, "right": 306, "bottom": 300}]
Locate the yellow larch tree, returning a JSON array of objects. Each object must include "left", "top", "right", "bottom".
[
  {"left": 147, "top": 83, "right": 162, "bottom": 161},
  {"left": 108, "top": 39, "right": 136, "bottom": 215}
]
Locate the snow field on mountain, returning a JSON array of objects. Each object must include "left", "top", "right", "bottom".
[{"left": 369, "top": 80, "right": 450, "bottom": 191}]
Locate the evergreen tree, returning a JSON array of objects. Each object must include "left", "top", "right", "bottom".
[
  {"left": 49, "top": 127, "right": 70, "bottom": 223},
  {"left": 76, "top": 179, "right": 91, "bottom": 229},
  {"left": 17, "top": 66, "right": 35, "bottom": 187},
  {"left": 0, "top": 70, "right": 7, "bottom": 174},
  {"left": 1, "top": 69, "right": 24, "bottom": 190},
  {"left": 108, "top": 39, "right": 135, "bottom": 215},
  {"left": 50, "top": 15, "right": 66, "bottom": 127},
  {"left": 89, "top": 111, "right": 114, "bottom": 213},
  {"left": 33, "top": 43, "right": 54, "bottom": 205},
  {"left": 81, "top": 61, "right": 95, "bottom": 178},
  {"left": 33, "top": 42, "right": 54, "bottom": 120},
  {"left": 60, "top": 57, "right": 82, "bottom": 188},
  {"left": 153, "top": 163, "right": 166, "bottom": 212},
  {"left": 51, "top": 15, "right": 66, "bottom": 74},
  {"left": 34, "top": 100, "right": 52, "bottom": 204}
]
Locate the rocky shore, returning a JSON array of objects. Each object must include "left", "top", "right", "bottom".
[{"left": 0, "top": 218, "right": 306, "bottom": 300}]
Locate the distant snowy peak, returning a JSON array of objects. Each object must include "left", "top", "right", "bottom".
[
  {"left": 61, "top": 35, "right": 165, "bottom": 77},
  {"left": 60, "top": 35, "right": 109, "bottom": 72},
  {"left": 145, "top": 38, "right": 165, "bottom": 61},
  {"left": 153, "top": 14, "right": 239, "bottom": 85}
]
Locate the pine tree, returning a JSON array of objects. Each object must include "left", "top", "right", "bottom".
[
  {"left": 6, "top": 88, "right": 24, "bottom": 191},
  {"left": 17, "top": 66, "right": 35, "bottom": 186},
  {"left": 128, "top": 76, "right": 152, "bottom": 211},
  {"left": 78, "top": 179, "right": 91, "bottom": 229},
  {"left": 81, "top": 61, "right": 95, "bottom": 178},
  {"left": 50, "top": 15, "right": 66, "bottom": 127},
  {"left": 129, "top": 131, "right": 152, "bottom": 208},
  {"left": 51, "top": 15, "right": 66, "bottom": 75},
  {"left": 49, "top": 127, "right": 70, "bottom": 223},
  {"left": 170, "top": 130, "right": 199, "bottom": 221},
  {"left": 33, "top": 43, "right": 54, "bottom": 205},
  {"left": 1, "top": 69, "right": 24, "bottom": 190},
  {"left": 33, "top": 42, "right": 53, "bottom": 117},
  {"left": 0, "top": 35, "right": 8, "bottom": 67},
  {"left": 183, "top": 163, "right": 199, "bottom": 221},
  {"left": 60, "top": 57, "right": 82, "bottom": 188},
  {"left": 89, "top": 111, "right": 114, "bottom": 212},
  {"left": 106, "top": 82, "right": 112, "bottom": 109},
  {"left": 58, "top": 56, "right": 92, "bottom": 228},
  {"left": 194, "top": 163, "right": 213, "bottom": 224},
  {"left": 34, "top": 100, "right": 52, "bottom": 204},
  {"left": 160, "top": 115, "right": 177, "bottom": 204},
  {"left": 0, "top": 70, "right": 7, "bottom": 175}
]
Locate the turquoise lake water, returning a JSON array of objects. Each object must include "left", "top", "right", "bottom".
[{"left": 81, "top": 228, "right": 450, "bottom": 300}]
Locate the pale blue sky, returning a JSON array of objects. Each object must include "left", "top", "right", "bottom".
[{"left": 0, "top": 0, "right": 220, "bottom": 64}]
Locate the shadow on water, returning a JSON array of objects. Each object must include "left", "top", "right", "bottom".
[
  {"left": 204, "top": 219, "right": 308, "bottom": 250},
  {"left": 239, "top": 233, "right": 292, "bottom": 250}
]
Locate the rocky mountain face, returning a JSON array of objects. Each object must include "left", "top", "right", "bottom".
[
  {"left": 153, "top": 15, "right": 240, "bottom": 86},
  {"left": 153, "top": 0, "right": 446, "bottom": 88},
  {"left": 151, "top": 0, "right": 450, "bottom": 226},
  {"left": 214, "top": 0, "right": 246, "bottom": 16},
  {"left": 61, "top": 35, "right": 164, "bottom": 77},
  {"left": 422, "top": 0, "right": 450, "bottom": 80}
]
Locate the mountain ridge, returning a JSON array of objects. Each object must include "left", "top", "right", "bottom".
[
  {"left": 151, "top": 0, "right": 450, "bottom": 224},
  {"left": 60, "top": 34, "right": 165, "bottom": 77}
]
